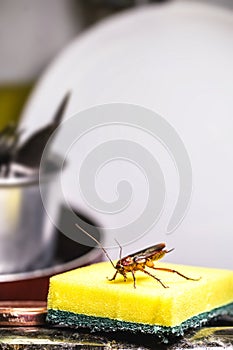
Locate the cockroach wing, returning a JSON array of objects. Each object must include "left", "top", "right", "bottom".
[{"left": 132, "top": 243, "right": 166, "bottom": 260}]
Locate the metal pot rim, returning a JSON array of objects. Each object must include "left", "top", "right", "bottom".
[
  {"left": 0, "top": 156, "right": 61, "bottom": 188},
  {"left": 0, "top": 242, "right": 103, "bottom": 283}
]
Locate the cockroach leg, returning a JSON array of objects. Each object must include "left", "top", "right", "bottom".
[
  {"left": 141, "top": 269, "right": 169, "bottom": 288},
  {"left": 131, "top": 270, "right": 136, "bottom": 289},
  {"left": 152, "top": 267, "right": 200, "bottom": 281},
  {"left": 107, "top": 271, "right": 118, "bottom": 281}
]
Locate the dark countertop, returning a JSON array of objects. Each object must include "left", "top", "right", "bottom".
[{"left": 0, "top": 324, "right": 233, "bottom": 349}]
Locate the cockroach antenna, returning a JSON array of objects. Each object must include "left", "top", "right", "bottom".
[{"left": 75, "top": 224, "right": 115, "bottom": 269}]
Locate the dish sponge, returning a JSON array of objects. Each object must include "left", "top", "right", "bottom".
[{"left": 47, "top": 261, "right": 233, "bottom": 342}]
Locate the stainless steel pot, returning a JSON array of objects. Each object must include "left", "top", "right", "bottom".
[
  {"left": 0, "top": 220, "right": 103, "bottom": 301},
  {"left": 0, "top": 162, "right": 59, "bottom": 274}
]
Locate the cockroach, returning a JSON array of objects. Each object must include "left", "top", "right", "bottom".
[{"left": 76, "top": 224, "right": 200, "bottom": 288}]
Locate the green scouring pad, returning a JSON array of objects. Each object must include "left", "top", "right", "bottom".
[{"left": 47, "top": 261, "right": 233, "bottom": 342}]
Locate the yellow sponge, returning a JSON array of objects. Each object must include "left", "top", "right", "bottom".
[{"left": 47, "top": 261, "right": 233, "bottom": 341}]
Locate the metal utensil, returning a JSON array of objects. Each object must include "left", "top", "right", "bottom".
[
  {"left": 15, "top": 92, "right": 70, "bottom": 168},
  {"left": 0, "top": 124, "right": 20, "bottom": 177}
]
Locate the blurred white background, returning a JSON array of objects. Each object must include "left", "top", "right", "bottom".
[
  {"left": 0, "top": 0, "right": 85, "bottom": 82},
  {"left": 1, "top": 0, "right": 233, "bottom": 82}
]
